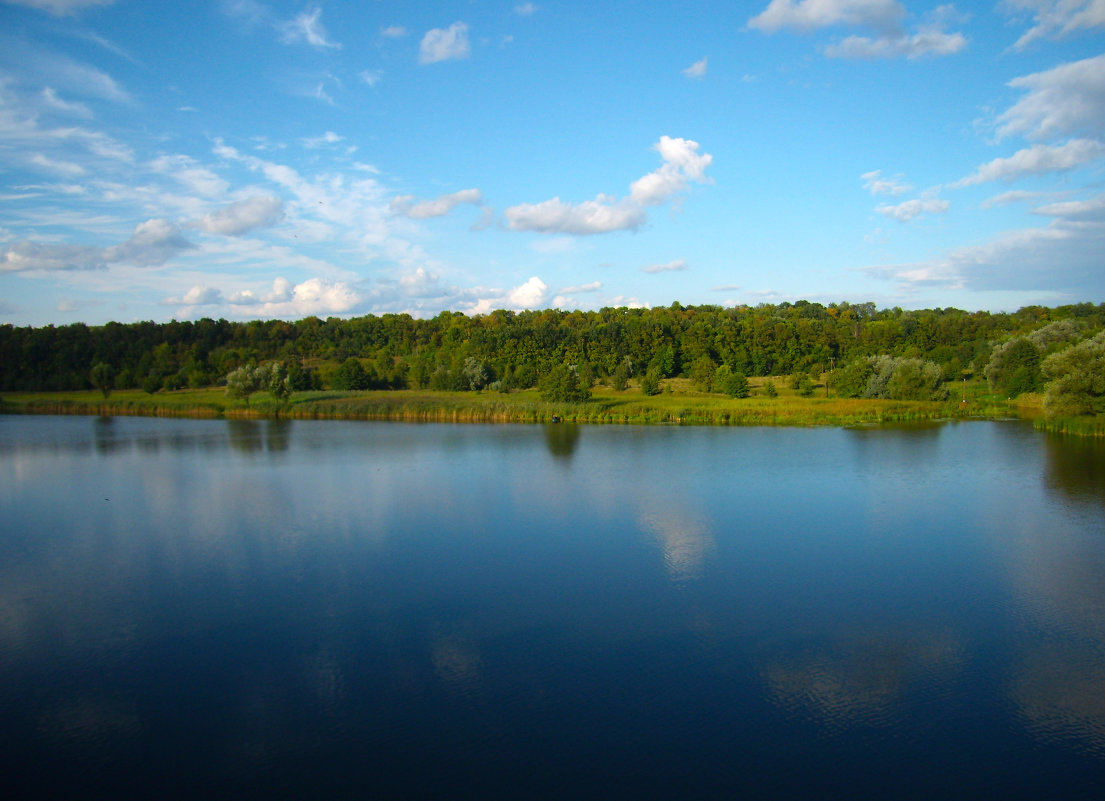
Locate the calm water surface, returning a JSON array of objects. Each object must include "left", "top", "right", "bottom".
[{"left": 1, "top": 415, "right": 1104, "bottom": 799}]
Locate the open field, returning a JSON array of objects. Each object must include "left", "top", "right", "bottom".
[{"left": 0, "top": 376, "right": 1035, "bottom": 427}]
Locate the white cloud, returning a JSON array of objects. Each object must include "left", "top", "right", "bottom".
[
  {"left": 996, "top": 54, "right": 1105, "bottom": 141},
  {"left": 467, "top": 276, "right": 550, "bottom": 314},
  {"left": 1032, "top": 193, "right": 1105, "bottom": 221},
  {"left": 101, "top": 218, "right": 193, "bottom": 266},
  {"left": 876, "top": 193, "right": 949, "bottom": 222},
  {"left": 390, "top": 189, "right": 484, "bottom": 219},
  {"left": 1, "top": 240, "right": 104, "bottom": 272},
  {"left": 506, "top": 276, "right": 548, "bottom": 307},
  {"left": 148, "top": 154, "right": 229, "bottom": 197},
  {"left": 982, "top": 189, "right": 1049, "bottom": 208},
  {"left": 1, "top": 218, "right": 192, "bottom": 271},
  {"left": 751, "top": 1, "right": 966, "bottom": 60},
  {"left": 867, "top": 213, "right": 1105, "bottom": 295},
  {"left": 302, "top": 131, "right": 343, "bottom": 148},
  {"left": 1004, "top": 0, "right": 1105, "bottom": 50},
  {"left": 3, "top": 0, "right": 113, "bottom": 15},
  {"left": 230, "top": 276, "right": 360, "bottom": 317},
  {"left": 824, "top": 27, "right": 967, "bottom": 59},
  {"left": 683, "top": 57, "right": 708, "bottom": 78},
  {"left": 954, "top": 139, "right": 1105, "bottom": 186},
  {"left": 279, "top": 5, "right": 340, "bottom": 49},
  {"left": 515, "top": 3, "right": 539, "bottom": 16},
  {"left": 380, "top": 25, "right": 407, "bottom": 38},
  {"left": 198, "top": 195, "right": 284, "bottom": 236},
  {"left": 505, "top": 196, "right": 647, "bottom": 235},
  {"left": 41, "top": 87, "right": 92, "bottom": 118},
  {"left": 559, "top": 281, "right": 602, "bottom": 294},
  {"left": 629, "top": 136, "right": 713, "bottom": 206},
  {"left": 359, "top": 70, "right": 383, "bottom": 88},
  {"left": 861, "top": 169, "right": 912, "bottom": 196},
  {"left": 30, "top": 152, "right": 86, "bottom": 177},
  {"left": 748, "top": 0, "right": 906, "bottom": 34},
  {"left": 171, "top": 285, "right": 224, "bottom": 306},
  {"left": 505, "top": 136, "right": 712, "bottom": 235},
  {"left": 642, "top": 259, "right": 688, "bottom": 273},
  {"left": 419, "top": 22, "right": 471, "bottom": 64}
]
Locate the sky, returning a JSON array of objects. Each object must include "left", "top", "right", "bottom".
[{"left": 0, "top": 1, "right": 1103, "bottom": 327}]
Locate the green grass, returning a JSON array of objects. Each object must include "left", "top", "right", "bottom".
[{"left": 0, "top": 376, "right": 1028, "bottom": 428}]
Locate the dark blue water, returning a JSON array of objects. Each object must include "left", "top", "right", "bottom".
[{"left": 1, "top": 416, "right": 1103, "bottom": 799}]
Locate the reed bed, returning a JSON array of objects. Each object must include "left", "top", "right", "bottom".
[{"left": 1, "top": 385, "right": 1026, "bottom": 428}]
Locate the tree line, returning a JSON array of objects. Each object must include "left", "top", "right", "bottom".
[{"left": 2, "top": 301, "right": 1103, "bottom": 413}]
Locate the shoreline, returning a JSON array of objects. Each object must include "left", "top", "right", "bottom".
[{"left": 0, "top": 385, "right": 1031, "bottom": 429}]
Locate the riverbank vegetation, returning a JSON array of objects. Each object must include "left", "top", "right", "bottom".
[{"left": 2, "top": 300, "right": 1102, "bottom": 432}]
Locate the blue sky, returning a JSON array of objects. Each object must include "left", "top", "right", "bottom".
[{"left": 1, "top": 0, "right": 1103, "bottom": 326}]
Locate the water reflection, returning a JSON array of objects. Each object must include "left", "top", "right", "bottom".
[
  {"left": 543, "top": 422, "right": 581, "bottom": 458},
  {"left": 638, "top": 504, "right": 714, "bottom": 583},
  {"left": 1042, "top": 433, "right": 1105, "bottom": 508},
  {"left": 759, "top": 628, "right": 963, "bottom": 733}
]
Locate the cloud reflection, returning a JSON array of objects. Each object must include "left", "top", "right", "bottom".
[{"left": 638, "top": 505, "right": 715, "bottom": 583}]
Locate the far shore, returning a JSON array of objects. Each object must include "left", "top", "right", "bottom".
[{"left": 1, "top": 377, "right": 1046, "bottom": 429}]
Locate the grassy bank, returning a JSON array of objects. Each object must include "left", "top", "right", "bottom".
[{"left": 0, "top": 377, "right": 1028, "bottom": 427}]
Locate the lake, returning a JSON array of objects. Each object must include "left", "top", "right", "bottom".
[{"left": 1, "top": 415, "right": 1103, "bottom": 799}]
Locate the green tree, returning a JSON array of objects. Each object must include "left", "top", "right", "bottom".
[
  {"left": 716, "top": 364, "right": 751, "bottom": 397},
  {"left": 763, "top": 380, "right": 778, "bottom": 398},
  {"left": 1042, "top": 332, "right": 1105, "bottom": 417},
  {"left": 689, "top": 355, "right": 717, "bottom": 392},
  {"left": 539, "top": 364, "right": 590, "bottom": 402},
  {"left": 225, "top": 364, "right": 264, "bottom": 406},
  {"left": 612, "top": 362, "right": 630, "bottom": 391},
  {"left": 639, "top": 369, "right": 662, "bottom": 396},
  {"left": 985, "top": 338, "right": 1042, "bottom": 396},
  {"left": 333, "top": 358, "right": 371, "bottom": 391},
  {"left": 89, "top": 362, "right": 114, "bottom": 398}
]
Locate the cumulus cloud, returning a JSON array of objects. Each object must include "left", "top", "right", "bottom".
[
  {"left": 954, "top": 139, "right": 1105, "bottom": 186},
  {"left": 390, "top": 189, "right": 485, "bottom": 219},
  {"left": 229, "top": 276, "right": 360, "bottom": 317},
  {"left": 505, "top": 136, "right": 712, "bottom": 235},
  {"left": 1005, "top": 0, "right": 1105, "bottom": 50},
  {"left": 102, "top": 219, "right": 194, "bottom": 266},
  {"left": 419, "top": 22, "right": 470, "bottom": 64},
  {"left": 750, "top": 0, "right": 966, "bottom": 59},
  {"left": 279, "top": 5, "right": 340, "bottom": 48},
  {"left": 876, "top": 193, "right": 949, "bottom": 222},
  {"left": 861, "top": 169, "right": 912, "bottom": 196},
  {"left": 3, "top": 0, "right": 113, "bottom": 15},
  {"left": 505, "top": 196, "right": 647, "bottom": 235},
  {"left": 683, "top": 57, "right": 708, "bottom": 78},
  {"left": 629, "top": 136, "right": 714, "bottom": 206},
  {"left": 996, "top": 54, "right": 1105, "bottom": 141},
  {"left": 467, "top": 276, "right": 550, "bottom": 314},
  {"left": 748, "top": 0, "right": 906, "bottom": 33},
  {"left": 1, "top": 218, "right": 193, "bottom": 272},
  {"left": 198, "top": 195, "right": 284, "bottom": 236},
  {"left": 1, "top": 240, "right": 104, "bottom": 272},
  {"left": 169, "top": 285, "right": 224, "bottom": 306}
]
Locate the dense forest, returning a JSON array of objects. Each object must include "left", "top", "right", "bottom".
[{"left": 3, "top": 300, "right": 1105, "bottom": 414}]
